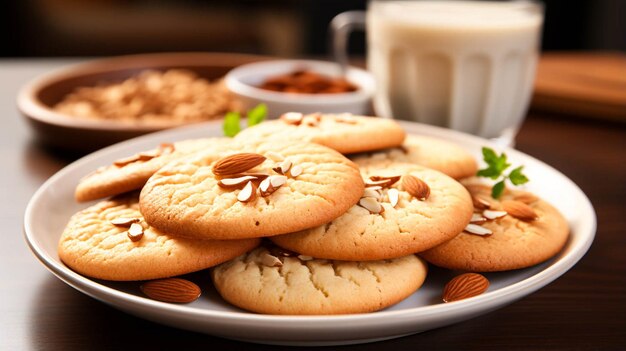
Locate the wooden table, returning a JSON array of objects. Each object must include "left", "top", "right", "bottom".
[{"left": 1, "top": 60, "right": 625, "bottom": 350}]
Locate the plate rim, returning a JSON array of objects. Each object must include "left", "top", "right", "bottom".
[{"left": 23, "top": 120, "right": 596, "bottom": 331}]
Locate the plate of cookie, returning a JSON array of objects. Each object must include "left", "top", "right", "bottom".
[{"left": 24, "top": 114, "right": 596, "bottom": 346}]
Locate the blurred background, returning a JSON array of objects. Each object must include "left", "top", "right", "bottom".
[{"left": 2, "top": 0, "right": 625, "bottom": 58}]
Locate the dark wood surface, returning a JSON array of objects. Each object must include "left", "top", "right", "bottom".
[{"left": 1, "top": 61, "right": 625, "bottom": 350}]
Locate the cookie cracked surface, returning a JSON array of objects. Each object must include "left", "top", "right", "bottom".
[
  {"left": 139, "top": 140, "right": 364, "bottom": 240},
  {"left": 271, "top": 162, "right": 474, "bottom": 261},
  {"left": 234, "top": 113, "right": 406, "bottom": 154},
  {"left": 211, "top": 246, "right": 428, "bottom": 315},
  {"left": 58, "top": 193, "right": 260, "bottom": 281}
]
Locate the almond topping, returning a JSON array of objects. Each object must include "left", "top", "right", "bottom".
[
  {"left": 472, "top": 195, "right": 492, "bottom": 210},
  {"left": 269, "top": 175, "right": 288, "bottom": 188},
  {"left": 302, "top": 115, "right": 319, "bottom": 126},
  {"left": 261, "top": 253, "right": 283, "bottom": 267},
  {"left": 369, "top": 175, "right": 401, "bottom": 188},
  {"left": 502, "top": 200, "right": 538, "bottom": 221},
  {"left": 259, "top": 177, "right": 272, "bottom": 192},
  {"left": 359, "top": 197, "right": 383, "bottom": 214},
  {"left": 137, "top": 149, "right": 161, "bottom": 161},
  {"left": 127, "top": 223, "right": 144, "bottom": 242},
  {"left": 402, "top": 175, "right": 430, "bottom": 200},
  {"left": 289, "top": 165, "right": 303, "bottom": 177},
  {"left": 464, "top": 224, "right": 492, "bottom": 236},
  {"left": 237, "top": 181, "right": 257, "bottom": 202},
  {"left": 365, "top": 179, "right": 393, "bottom": 187},
  {"left": 297, "top": 255, "right": 313, "bottom": 261},
  {"left": 265, "top": 151, "right": 285, "bottom": 162},
  {"left": 113, "top": 154, "right": 141, "bottom": 167},
  {"left": 442, "top": 273, "right": 490, "bottom": 303},
  {"left": 470, "top": 213, "right": 487, "bottom": 224},
  {"left": 213, "top": 153, "right": 266, "bottom": 176},
  {"left": 218, "top": 175, "right": 258, "bottom": 189},
  {"left": 363, "top": 188, "right": 382, "bottom": 199},
  {"left": 140, "top": 278, "right": 201, "bottom": 304},
  {"left": 388, "top": 188, "right": 399, "bottom": 207},
  {"left": 483, "top": 210, "right": 508, "bottom": 220},
  {"left": 159, "top": 143, "right": 175, "bottom": 155},
  {"left": 280, "top": 112, "right": 304, "bottom": 125},
  {"left": 111, "top": 217, "right": 140, "bottom": 227}
]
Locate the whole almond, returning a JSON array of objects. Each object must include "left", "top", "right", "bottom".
[
  {"left": 402, "top": 175, "right": 430, "bottom": 200},
  {"left": 140, "top": 278, "right": 201, "bottom": 303},
  {"left": 212, "top": 153, "right": 266, "bottom": 176},
  {"left": 442, "top": 273, "right": 490, "bottom": 303},
  {"left": 501, "top": 200, "right": 538, "bottom": 221}
]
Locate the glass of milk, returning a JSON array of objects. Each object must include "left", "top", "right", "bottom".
[{"left": 331, "top": 0, "right": 544, "bottom": 146}]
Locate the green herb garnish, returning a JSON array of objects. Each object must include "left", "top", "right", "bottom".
[
  {"left": 476, "top": 147, "right": 529, "bottom": 199},
  {"left": 222, "top": 103, "right": 268, "bottom": 137}
]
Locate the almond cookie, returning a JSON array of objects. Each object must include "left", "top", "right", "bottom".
[
  {"left": 211, "top": 245, "right": 428, "bottom": 315},
  {"left": 139, "top": 140, "right": 364, "bottom": 240},
  {"left": 420, "top": 183, "right": 569, "bottom": 272},
  {"left": 75, "top": 138, "right": 229, "bottom": 202},
  {"left": 351, "top": 135, "right": 478, "bottom": 179},
  {"left": 58, "top": 193, "right": 260, "bottom": 281},
  {"left": 271, "top": 162, "right": 474, "bottom": 261},
  {"left": 234, "top": 113, "right": 406, "bottom": 154}
]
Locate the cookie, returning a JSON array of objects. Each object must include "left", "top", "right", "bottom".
[
  {"left": 58, "top": 193, "right": 260, "bottom": 281},
  {"left": 351, "top": 135, "right": 478, "bottom": 179},
  {"left": 419, "top": 183, "right": 569, "bottom": 272},
  {"left": 234, "top": 113, "right": 406, "bottom": 154},
  {"left": 139, "top": 140, "right": 364, "bottom": 240},
  {"left": 211, "top": 245, "right": 428, "bottom": 315},
  {"left": 75, "top": 138, "right": 228, "bottom": 202},
  {"left": 271, "top": 162, "right": 474, "bottom": 261}
]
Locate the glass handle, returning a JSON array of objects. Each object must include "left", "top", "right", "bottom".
[{"left": 329, "top": 11, "right": 366, "bottom": 73}]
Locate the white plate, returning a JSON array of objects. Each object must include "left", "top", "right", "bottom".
[{"left": 23, "top": 120, "right": 596, "bottom": 346}]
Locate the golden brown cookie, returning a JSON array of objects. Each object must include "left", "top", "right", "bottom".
[
  {"left": 75, "top": 138, "right": 229, "bottom": 202},
  {"left": 271, "top": 162, "right": 474, "bottom": 261},
  {"left": 139, "top": 140, "right": 364, "bottom": 240},
  {"left": 58, "top": 193, "right": 260, "bottom": 281},
  {"left": 211, "top": 245, "right": 428, "bottom": 315},
  {"left": 234, "top": 113, "right": 406, "bottom": 154},
  {"left": 352, "top": 135, "right": 478, "bottom": 179},
  {"left": 420, "top": 183, "right": 569, "bottom": 272}
]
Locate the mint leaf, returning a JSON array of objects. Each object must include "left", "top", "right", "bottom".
[
  {"left": 492, "top": 180, "right": 506, "bottom": 199},
  {"left": 247, "top": 103, "right": 267, "bottom": 127},
  {"left": 477, "top": 166, "right": 501, "bottom": 179},
  {"left": 508, "top": 166, "right": 529, "bottom": 185},
  {"left": 223, "top": 112, "right": 241, "bottom": 137},
  {"left": 482, "top": 147, "right": 499, "bottom": 164}
]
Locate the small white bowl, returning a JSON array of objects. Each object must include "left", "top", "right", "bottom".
[{"left": 224, "top": 59, "right": 375, "bottom": 118}]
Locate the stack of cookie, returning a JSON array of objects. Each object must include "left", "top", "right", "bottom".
[{"left": 59, "top": 112, "right": 569, "bottom": 315}]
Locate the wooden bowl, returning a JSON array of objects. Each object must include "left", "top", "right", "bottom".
[{"left": 17, "top": 52, "right": 270, "bottom": 152}]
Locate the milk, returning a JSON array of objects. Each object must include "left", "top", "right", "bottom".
[{"left": 367, "top": 1, "right": 543, "bottom": 140}]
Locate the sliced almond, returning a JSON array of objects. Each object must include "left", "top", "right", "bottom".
[
  {"left": 483, "top": 210, "right": 508, "bottom": 220},
  {"left": 388, "top": 188, "right": 399, "bottom": 207},
  {"left": 302, "top": 115, "right": 319, "bottom": 126},
  {"left": 442, "top": 273, "right": 489, "bottom": 303},
  {"left": 269, "top": 175, "right": 288, "bottom": 188},
  {"left": 127, "top": 223, "right": 144, "bottom": 242},
  {"left": 464, "top": 224, "right": 492, "bottom": 236},
  {"left": 265, "top": 151, "right": 285, "bottom": 162},
  {"left": 472, "top": 195, "right": 492, "bottom": 210},
  {"left": 365, "top": 179, "right": 392, "bottom": 187},
  {"left": 113, "top": 154, "right": 141, "bottom": 167},
  {"left": 502, "top": 200, "right": 538, "bottom": 221},
  {"left": 470, "top": 213, "right": 487, "bottom": 224},
  {"left": 369, "top": 175, "right": 401, "bottom": 188},
  {"left": 137, "top": 148, "right": 161, "bottom": 161},
  {"left": 237, "top": 181, "right": 257, "bottom": 203},
  {"left": 297, "top": 255, "right": 313, "bottom": 261},
  {"left": 140, "top": 278, "right": 201, "bottom": 304},
  {"left": 259, "top": 177, "right": 281, "bottom": 197},
  {"left": 218, "top": 175, "right": 258, "bottom": 189},
  {"left": 213, "top": 153, "right": 266, "bottom": 176},
  {"left": 289, "top": 165, "right": 303, "bottom": 177},
  {"left": 402, "top": 175, "right": 430, "bottom": 200},
  {"left": 359, "top": 197, "right": 383, "bottom": 214},
  {"left": 111, "top": 217, "right": 140, "bottom": 227},
  {"left": 363, "top": 188, "right": 382, "bottom": 199},
  {"left": 280, "top": 112, "right": 303, "bottom": 125},
  {"left": 261, "top": 253, "right": 283, "bottom": 267}
]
